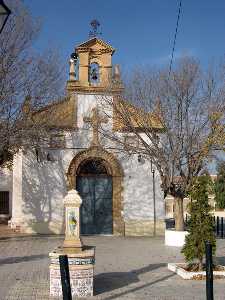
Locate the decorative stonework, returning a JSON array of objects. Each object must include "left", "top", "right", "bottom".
[
  {"left": 66, "top": 146, "right": 124, "bottom": 235},
  {"left": 66, "top": 82, "right": 124, "bottom": 94},
  {"left": 83, "top": 108, "right": 108, "bottom": 147},
  {"left": 75, "top": 38, "right": 113, "bottom": 88},
  {"left": 66, "top": 38, "right": 124, "bottom": 94}
]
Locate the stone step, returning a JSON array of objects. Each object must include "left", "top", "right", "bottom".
[{"left": 0, "top": 224, "right": 21, "bottom": 237}]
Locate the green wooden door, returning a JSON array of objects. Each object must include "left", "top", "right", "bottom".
[{"left": 77, "top": 176, "right": 113, "bottom": 235}]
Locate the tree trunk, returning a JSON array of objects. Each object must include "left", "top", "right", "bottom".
[
  {"left": 174, "top": 197, "right": 185, "bottom": 231},
  {"left": 198, "top": 259, "right": 203, "bottom": 271}
]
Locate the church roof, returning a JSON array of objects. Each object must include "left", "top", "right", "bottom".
[
  {"left": 31, "top": 97, "right": 76, "bottom": 129},
  {"left": 31, "top": 96, "right": 163, "bottom": 132},
  {"left": 113, "top": 99, "right": 164, "bottom": 132},
  {"left": 76, "top": 38, "right": 115, "bottom": 54}
]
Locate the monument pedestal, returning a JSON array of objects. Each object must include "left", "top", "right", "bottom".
[
  {"left": 49, "top": 190, "right": 95, "bottom": 298},
  {"left": 49, "top": 246, "right": 95, "bottom": 298}
]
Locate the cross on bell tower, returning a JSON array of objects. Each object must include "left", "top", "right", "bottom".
[
  {"left": 66, "top": 28, "right": 124, "bottom": 93},
  {"left": 84, "top": 108, "right": 108, "bottom": 147},
  {"left": 89, "top": 19, "right": 102, "bottom": 38}
]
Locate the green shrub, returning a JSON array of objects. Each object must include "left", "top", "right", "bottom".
[{"left": 181, "top": 175, "right": 216, "bottom": 271}]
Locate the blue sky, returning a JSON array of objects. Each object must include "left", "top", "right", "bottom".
[{"left": 23, "top": 0, "right": 225, "bottom": 73}]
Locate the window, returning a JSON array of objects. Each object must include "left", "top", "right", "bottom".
[
  {"left": 0, "top": 191, "right": 9, "bottom": 214},
  {"left": 49, "top": 134, "right": 65, "bottom": 148},
  {"left": 124, "top": 135, "right": 139, "bottom": 153}
]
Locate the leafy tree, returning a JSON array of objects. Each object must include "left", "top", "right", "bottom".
[
  {"left": 181, "top": 174, "right": 216, "bottom": 271},
  {"left": 214, "top": 162, "right": 225, "bottom": 209}
]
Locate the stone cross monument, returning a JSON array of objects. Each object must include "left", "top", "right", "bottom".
[{"left": 84, "top": 107, "right": 108, "bottom": 146}]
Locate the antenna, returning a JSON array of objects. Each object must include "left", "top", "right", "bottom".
[{"left": 89, "top": 19, "right": 102, "bottom": 38}]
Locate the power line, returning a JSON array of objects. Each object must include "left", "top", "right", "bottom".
[{"left": 169, "top": 0, "right": 182, "bottom": 77}]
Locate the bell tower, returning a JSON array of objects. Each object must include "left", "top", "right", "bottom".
[
  {"left": 67, "top": 37, "right": 123, "bottom": 93},
  {"left": 78, "top": 38, "right": 114, "bottom": 86}
]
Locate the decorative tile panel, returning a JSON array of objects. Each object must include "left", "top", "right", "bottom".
[
  {"left": 50, "top": 265, "right": 94, "bottom": 298},
  {"left": 50, "top": 257, "right": 95, "bottom": 265},
  {"left": 49, "top": 247, "right": 95, "bottom": 298}
]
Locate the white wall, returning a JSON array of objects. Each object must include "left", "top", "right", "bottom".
[
  {"left": 77, "top": 94, "right": 113, "bottom": 129},
  {"left": 117, "top": 153, "right": 164, "bottom": 221},
  {"left": 20, "top": 149, "right": 72, "bottom": 233}
]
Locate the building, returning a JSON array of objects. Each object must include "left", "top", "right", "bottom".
[{"left": 0, "top": 37, "right": 165, "bottom": 236}]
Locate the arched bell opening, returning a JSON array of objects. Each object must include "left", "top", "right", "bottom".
[{"left": 89, "top": 62, "right": 100, "bottom": 85}]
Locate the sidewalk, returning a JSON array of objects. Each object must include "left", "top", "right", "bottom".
[
  {"left": 0, "top": 235, "right": 225, "bottom": 299},
  {"left": 0, "top": 224, "right": 32, "bottom": 238}
]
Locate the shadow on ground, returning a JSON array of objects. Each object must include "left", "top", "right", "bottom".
[
  {"left": 94, "top": 263, "right": 167, "bottom": 296},
  {"left": 0, "top": 234, "right": 64, "bottom": 242},
  {"left": 0, "top": 254, "right": 47, "bottom": 265},
  {"left": 215, "top": 256, "right": 225, "bottom": 265}
]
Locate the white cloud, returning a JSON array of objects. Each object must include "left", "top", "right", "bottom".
[{"left": 154, "top": 49, "right": 197, "bottom": 65}]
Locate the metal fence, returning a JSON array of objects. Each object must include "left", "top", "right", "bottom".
[
  {"left": 165, "top": 215, "right": 225, "bottom": 239},
  {"left": 214, "top": 216, "right": 225, "bottom": 239}
]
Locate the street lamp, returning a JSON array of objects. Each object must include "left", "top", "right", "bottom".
[
  {"left": 137, "top": 155, "right": 157, "bottom": 237},
  {"left": 151, "top": 160, "right": 156, "bottom": 237},
  {"left": 0, "top": 0, "right": 11, "bottom": 35}
]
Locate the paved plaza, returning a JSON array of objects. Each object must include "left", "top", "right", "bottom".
[{"left": 0, "top": 235, "right": 225, "bottom": 300}]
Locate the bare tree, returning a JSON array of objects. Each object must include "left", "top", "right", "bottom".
[
  {"left": 0, "top": 0, "right": 65, "bottom": 167},
  {"left": 101, "top": 57, "right": 225, "bottom": 231}
]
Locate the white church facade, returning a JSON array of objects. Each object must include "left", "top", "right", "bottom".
[{"left": 0, "top": 38, "right": 165, "bottom": 236}]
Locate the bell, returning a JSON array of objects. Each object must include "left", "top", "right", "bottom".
[
  {"left": 91, "top": 68, "right": 98, "bottom": 81},
  {"left": 70, "top": 52, "right": 78, "bottom": 64}
]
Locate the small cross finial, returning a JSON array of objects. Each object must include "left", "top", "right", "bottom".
[
  {"left": 83, "top": 107, "right": 108, "bottom": 146},
  {"left": 89, "top": 19, "right": 102, "bottom": 38}
]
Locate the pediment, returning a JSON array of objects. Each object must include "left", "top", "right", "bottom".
[{"left": 76, "top": 38, "right": 115, "bottom": 54}]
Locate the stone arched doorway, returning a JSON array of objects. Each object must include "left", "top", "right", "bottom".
[
  {"left": 66, "top": 147, "right": 124, "bottom": 235},
  {"left": 77, "top": 158, "right": 112, "bottom": 234}
]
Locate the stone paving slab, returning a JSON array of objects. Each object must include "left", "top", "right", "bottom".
[{"left": 0, "top": 235, "right": 225, "bottom": 299}]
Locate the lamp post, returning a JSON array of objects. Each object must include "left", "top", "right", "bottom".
[
  {"left": 138, "top": 155, "right": 157, "bottom": 236},
  {"left": 151, "top": 160, "right": 156, "bottom": 237},
  {"left": 0, "top": 0, "right": 11, "bottom": 35}
]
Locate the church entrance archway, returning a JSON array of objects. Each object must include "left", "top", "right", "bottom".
[
  {"left": 66, "top": 147, "right": 124, "bottom": 235},
  {"left": 77, "top": 159, "right": 112, "bottom": 235}
]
